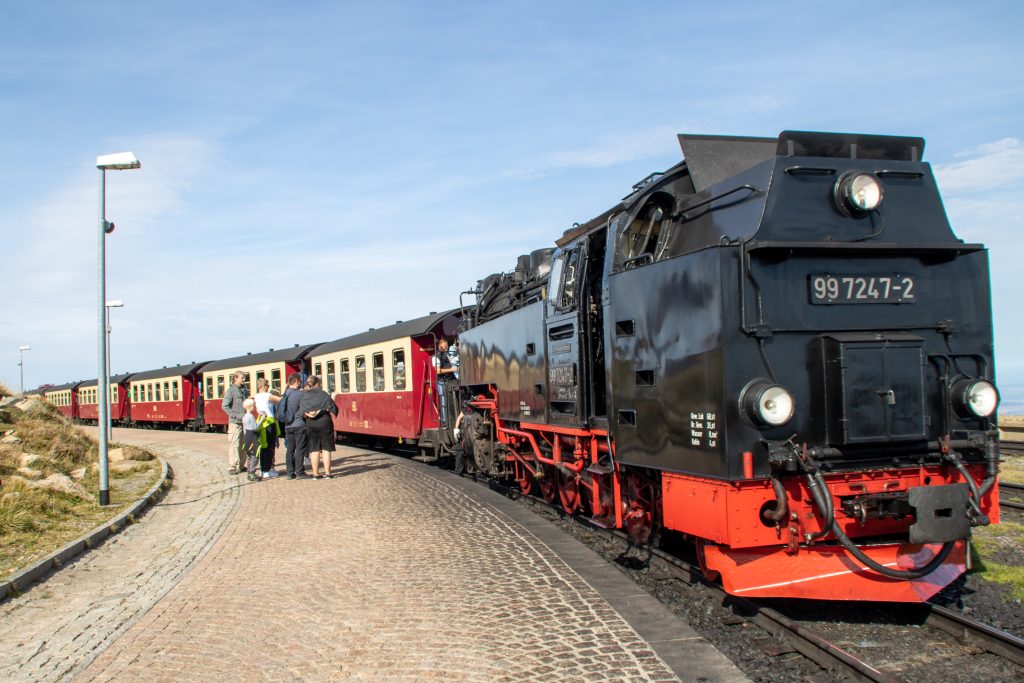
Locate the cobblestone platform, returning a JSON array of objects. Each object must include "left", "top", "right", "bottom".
[{"left": 2, "top": 430, "right": 747, "bottom": 682}]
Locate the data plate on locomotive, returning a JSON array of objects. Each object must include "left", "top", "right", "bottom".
[{"left": 809, "top": 274, "right": 916, "bottom": 304}]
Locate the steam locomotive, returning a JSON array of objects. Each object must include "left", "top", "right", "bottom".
[{"left": 452, "top": 131, "right": 1001, "bottom": 601}]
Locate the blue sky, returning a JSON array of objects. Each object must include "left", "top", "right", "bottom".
[{"left": 2, "top": 1, "right": 1023, "bottom": 408}]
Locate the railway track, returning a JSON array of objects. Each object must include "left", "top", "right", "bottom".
[
  {"left": 474, "top": 470, "right": 1024, "bottom": 682},
  {"left": 1001, "top": 481, "right": 1024, "bottom": 511}
]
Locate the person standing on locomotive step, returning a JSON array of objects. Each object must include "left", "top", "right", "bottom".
[
  {"left": 433, "top": 337, "right": 460, "bottom": 425},
  {"left": 280, "top": 373, "right": 308, "bottom": 479},
  {"left": 299, "top": 375, "right": 338, "bottom": 479},
  {"left": 253, "top": 378, "right": 283, "bottom": 479},
  {"left": 222, "top": 371, "right": 249, "bottom": 474}
]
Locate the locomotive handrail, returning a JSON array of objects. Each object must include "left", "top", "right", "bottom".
[
  {"left": 676, "top": 183, "right": 763, "bottom": 222},
  {"left": 744, "top": 240, "right": 985, "bottom": 253}
]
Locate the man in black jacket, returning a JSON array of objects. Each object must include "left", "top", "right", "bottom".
[
  {"left": 222, "top": 371, "right": 248, "bottom": 474},
  {"left": 280, "top": 373, "right": 308, "bottom": 479}
]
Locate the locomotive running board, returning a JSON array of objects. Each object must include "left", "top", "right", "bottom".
[{"left": 704, "top": 541, "right": 967, "bottom": 602}]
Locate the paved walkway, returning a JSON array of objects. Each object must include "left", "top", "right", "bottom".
[{"left": 1, "top": 430, "right": 747, "bottom": 682}]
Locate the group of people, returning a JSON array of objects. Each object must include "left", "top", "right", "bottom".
[
  {"left": 221, "top": 370, "right": 339, "bottom": 481},
  {"left": 219, "top": 336, "right": 461, "bottom": 481}
]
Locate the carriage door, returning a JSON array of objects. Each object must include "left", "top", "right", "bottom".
[{"left": 546, "top": 246, "right": 583, "bottom": 427}]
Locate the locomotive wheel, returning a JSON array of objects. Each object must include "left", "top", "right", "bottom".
[
  {"left": 537, "top": 465, "right": 558, "bottom": 504},
  {"left": 515, "top": 462, "right": 533, "bottom": 495},
  {"left": 558, "top": 468, "right": 580, "bottom": 515},
  {"left": 622, "top": 472, "right": 655, "bottom": 545}
]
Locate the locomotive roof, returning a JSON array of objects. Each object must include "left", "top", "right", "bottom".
[
  {"left": 77, "top": 373, "right": 135, "bottom": 387},
  {"left": 201, "top": 344, "right": 322, "bottom": 372},
  {"left": 557, "top": 130, "right": 926, "bottom": 247},
  {"left": 314, "top": 309, "right": 460, "bottom": 355},
  {"left": 129, "top": 362, "right": 210, "bottom": 382}
]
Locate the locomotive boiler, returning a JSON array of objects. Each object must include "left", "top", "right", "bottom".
[{"left": 456, "top": 130, "right": 1001, "bottom": 601}]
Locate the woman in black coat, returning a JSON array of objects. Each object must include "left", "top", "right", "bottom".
[{"left": 298, "top": 376, "right": 339, "bottom": 478}]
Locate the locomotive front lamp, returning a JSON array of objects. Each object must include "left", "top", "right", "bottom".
[
  {"left": 96, "top": 151, "right": 141, "bottom": 506},
  {"left": 952, "top": 378, "right": 1000, "bottom": 418},
  {"left": 742, "top": 381, "right": 795, "bottom": 427},
  {"left": 834, "top": 172, "right": 883, "bottom": 215}
]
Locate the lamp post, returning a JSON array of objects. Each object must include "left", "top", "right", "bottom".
[
  {"left": 18, "top": 346, "right": 31, "bottom": 395},
  {"left": 105, "top": 300, "right": 123, "bottom": 442},
  {"left": 97, "top": 151, "right": 140, "bottom": 506}
]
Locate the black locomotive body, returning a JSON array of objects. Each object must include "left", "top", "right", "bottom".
[{"left": 458, "top": 131, "right": 1001, "bottom": 601}]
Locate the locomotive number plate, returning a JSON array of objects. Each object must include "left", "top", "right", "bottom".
[{"left": 809, "top": 274, "right": 916, "bottom": 304}]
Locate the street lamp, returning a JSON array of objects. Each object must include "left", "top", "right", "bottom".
[
  {"left": 105, "top": 300, "right": 123, "bottom": 442},
  {"left": 97, "top": 151, "right": 140, "bottom": 506},
  {"left": 17, "top": 346, "right": 30, "bottom": 395}
]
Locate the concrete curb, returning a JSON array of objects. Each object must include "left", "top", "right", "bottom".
[{"left": 0, "top": 457, "right": 172, "bottom": 604}]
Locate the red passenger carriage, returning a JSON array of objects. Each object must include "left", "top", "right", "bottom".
[
  {"left": 128, "top": 363, "right": 209, "bottom": 428},
  {"left": 200, "top": 345, "right": 320, "bottom": 429},
  {"left": 44, "top": 382, "right": 81, "bottom": 419},
  {"left": 77, "top": 373, "right": 134, "bottom": 424},
  {"left": 308, "top": 311, "right": 461, "bottom": 450}
]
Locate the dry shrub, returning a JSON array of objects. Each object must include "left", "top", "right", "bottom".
[
  {"left": 0, "top": 444, "right": 20, "bottom": 476},
  {"left": 124, "top": 446, "right": 155, "bottom": 462},
  {"left": 8, "top": 413, "right": 96, "bottom": 469},
  {"left": 0, "top": 381, "right": 10, "bottom": 399}
]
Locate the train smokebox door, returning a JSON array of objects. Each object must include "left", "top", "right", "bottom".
[{"left": 822, "top": 334, "right": 926, "bottom": 445}]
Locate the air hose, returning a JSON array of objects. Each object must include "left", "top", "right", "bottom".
[{"left": 798, "top": 453, "right": 957, "bottom": 581}]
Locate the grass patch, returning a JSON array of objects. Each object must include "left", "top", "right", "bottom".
[
  {"left": 970, "top": 521, "right": 1024, "bottom": 600},
  {"left": 0, "top": 403, "right": 162, "bottom": 578}
]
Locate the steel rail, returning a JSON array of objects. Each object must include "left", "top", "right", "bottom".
[{"left": 924, "top": 603, "right": 1024, "bottom": 667}]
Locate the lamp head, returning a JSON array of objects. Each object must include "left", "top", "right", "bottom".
[
  {"left": 105, "top": 300, "right": 124, "bottom": 308},
  {"left": 18, "top": 346, "right": 30, "bottom": 351},
  {"left": 96, "top": 151, "right": 141, "bottom": 170}
]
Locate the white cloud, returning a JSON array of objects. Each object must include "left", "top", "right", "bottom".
[{"left": 933, "top": 137, "right": 1024, "bottom": 194}]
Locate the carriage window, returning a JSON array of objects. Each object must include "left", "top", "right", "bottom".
[
  {"left": 392, "top": 349, "right": 406, "bottom": 390},
  {"left": 326, "top": 360, "right": 336, "bottom": 393},
  {"left": 111, "top": 386, "right": 118, "bottom": 402},
  {"left": 372, "top": 353, "right": 385, "bottom": 391},
  {"left": 271, "top": 369, "right": 282, "bottom": 392},
  {"left": 244, "top": 374, "right": 252, "bottom": 396},
  {"left": 314, "top": 362, "right": 322, "bottom": 379},
  {"left": 147, "top": 384, "right": 154, "bottom": 402},
  {"left": 206, "top": 377, "right": 213, "bottom": 400},
  {"left": 340, "top": 359, "right": 351, "bottom": 393},
  {"left": 165, "top": 381, "right": 172, "bottom": 401},
  {"left": 256, "top": 370, "right": 265, "bottom": 388},
  {"left": 216, "top": 375, "right": 225, "bottom": 399},
  {"left": 355, "top": 356, "right": 367, "bottom": 392},
  {"left": 132, "top": 385, "right": 138, "bottom": 402},
  {"left": 172, "top": 381, "right": 179, "bottom": 401}
]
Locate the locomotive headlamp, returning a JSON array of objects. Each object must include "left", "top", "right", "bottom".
[
  {"left": 742, "top": 381, "right": 795, "bottom": 427},
  {"left": 834, "top": 172, "right": 883, "bottom": 215},
  {"left": 952, "top": 378, "right": 1000, "bottom": 418}
]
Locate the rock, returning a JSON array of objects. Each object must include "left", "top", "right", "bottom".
[
  {"left": 1, "top": 434, "right": 21, "bottom": 445},
  {"left": 16, "top": 467, "right": 43, "bottom": 480},
  {"left": 4, "top": 429, "right": 14, "bottom": 436},
  {"left": 0, "top": 397, "right": 16, "bottom": 408},
  {"left": 19, "top": 453, "right": 40, "bottom": 467},
  {"left": 29, "top": 473, "right": 91, "bottom": 500},
  {"left": 70, "top": 467, "right": 89, "bottom": 479},
  {"left": 107, "top": 447, "right": 127, "bottom": 463}
]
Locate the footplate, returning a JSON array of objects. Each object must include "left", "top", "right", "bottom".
[{"left": 908, "top": 483, "right": 970, "bottom": 544}]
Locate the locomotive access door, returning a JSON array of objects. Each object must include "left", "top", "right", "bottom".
[
  {"left": 822, "top": 333, "right": 927, "bottom": 445},
  {"left": 545, "top": 246, "right": 583, "bottom": 427}
]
